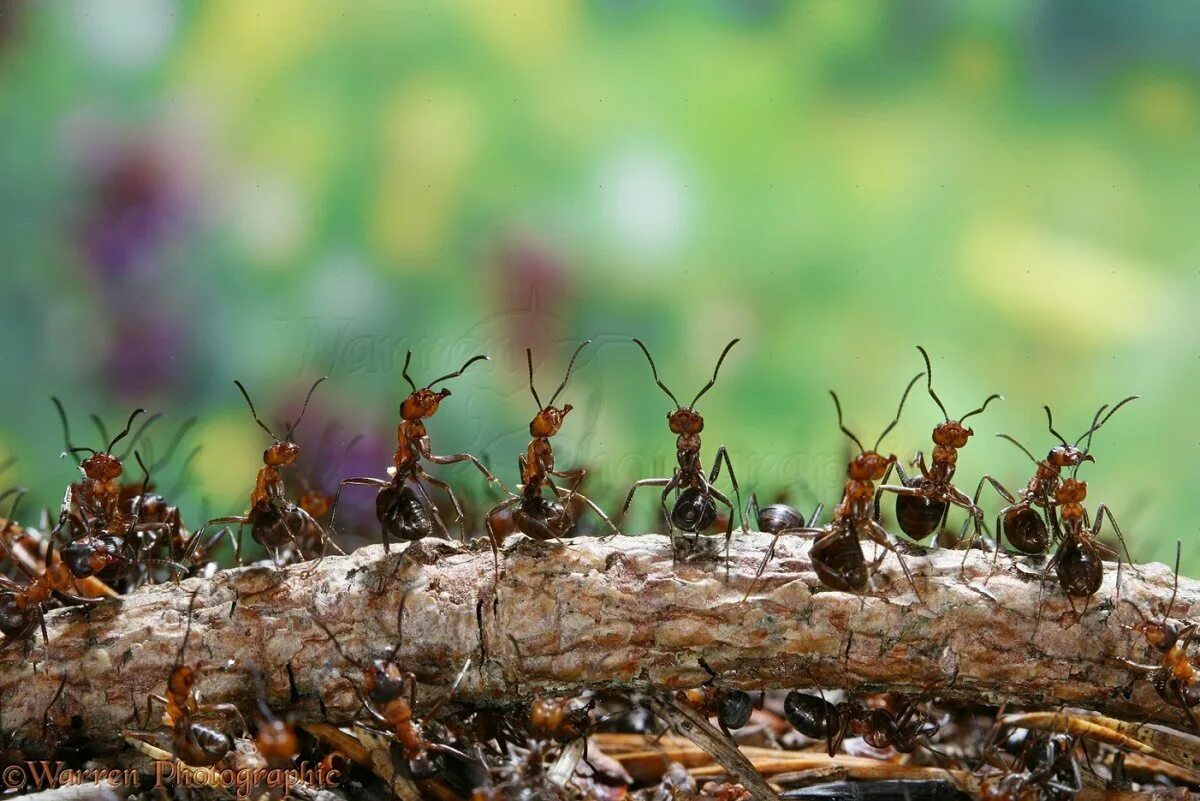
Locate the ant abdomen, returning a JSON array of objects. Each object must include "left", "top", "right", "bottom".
[
  {"left": 718, "top": 690, "right": 754, "bottom": 729},
  {"left": 1055, "top": 539, "right": 1102, "bottom": 597},
  {"left": 513, "top": 495, "right": 568, "bottom": 541},
  {"left": 784, "top": 691, "right": 835, "bottom": 740},
  {"left": 0, "top": 592, "right": 33, "bottom": 639},
  {"left": 251, "top": 505, "right": 309, "bottom": 551},
  {"left": 1003, "top": 507, "right": 1048, "bottom": 555},
  {"left": 178, "top": 723, "right": 233, "bottom": 767},
  {"left": 894, "top": 482, "right": 946, "bottom": 542},
  {"left": 756, "top": 503, "right": 805, "bottom": 534},
  {"left": 376, "top": 485, "right": 435, "bottom": 542},
  {"left": 671, "top": 487, "right": 717, "bottom": 532},
  {"left": 811, "top": 531, "right": 869, "bottom": 591}
]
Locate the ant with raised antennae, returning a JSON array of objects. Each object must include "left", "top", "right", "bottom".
[
  {"left": 874, "top": 347, "right": 1001, "bottom": 546},
  {"left": 1119, "top": 540, "right": 1198, "bottom": 726},
  {"left": 198, "top": 377, "right": 333, "bottom": 567},
  {"left": 745, "top": 373, "right": 926, "bottom": 602},
  {"left": 485, "top": 342, "right": 618, "bottom": 567},
  {"left": 619, "top": 338, "right": 745, "bottom": 561},
  {"left": 128, "top": 588, "right": 248, "bottom": 767},
  {"left": 331, "top": 353, "right": 505, "bottom": 551},
  {"left": 960, "top": 398, "right": 1136, "bottom": 561}
]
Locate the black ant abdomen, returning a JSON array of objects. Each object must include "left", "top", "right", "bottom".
[
  {"left": 894, "top": 481, "right": 946, "bottom": 542},
  {"left": 1003, "top": 506, "right": 1048, "bottom": 555},
  {"left": 511, "top": 495, "right": 568, "bottom": 542},
  {"left": 671, "top": 487, "right": 718, "bottom": 533},
  {"left": 181, "top": 723, "right": 234, "bottom": 768},
  {"left": 0, "top": 592, "right": 34, "bottom": 639},
  {"left": 376, "top": 484, "right": 436, "bottom": 542},
  {"left": 1055, "top": 538, "right": 1102, "bottom": 597},
  {"left": 811, "top": 532, "right": 869, "bottom": 592},
  {"left": 717, "top": 690, "right": 754, "bottom": 730},
  {"left": 784, "top": 691, "right": 835, "bottom": 741},
  {"left": 756, "top": 502, "right": 806, "bottom": 533}
]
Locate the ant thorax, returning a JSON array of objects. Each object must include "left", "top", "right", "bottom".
[
  {"left": 1054, "top": 478, "right": 1088, "bottom": 524},
  {"left": 394, "top": 419, "right": 427, "bottom": 471}
]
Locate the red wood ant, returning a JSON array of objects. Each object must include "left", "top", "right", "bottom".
[
  {"left": 962, "top": 398, "right": 1136, "bottom": 559},
  {"left": 485, "top": 343, "right": 618, "bottom": 563},
  {"left": 676, "top": 659, "right": 757, "bottom": 739},
  {"left": 747, "top": 373, "right": 926, "bottom": 600},
  {"left": 978, "top": 732, "right": 1082, "bottom": 801},
  {"left": 874, "top": 347, "right": 1001, "bottom": 545},
  {"left": 1119, "top": 541, "right": 1199, "bottom": 726},
  {"left": 529, "top": 695, "right": 595, "bottom": 745},
  {"left": 783, "top": 689, "right": 940, "bottom": 756},
  {"left": 131, "top": 589, "right": 248, "bottom": 767},
  {"left": 331, "top": 352, "right": 505, "bottom": 551},
  {"left": 313, "top": 606, "right": 474, "bottom": 779},
  {"left": 619, "top": 338, "right": 745, "bottom": 558},
  {"left": 199, "top": 377, "right": 333, "bottom": 567}
]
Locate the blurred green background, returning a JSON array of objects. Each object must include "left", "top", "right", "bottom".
[{"left": 0, "top": 1, "right": 1196, "bottom": 570}]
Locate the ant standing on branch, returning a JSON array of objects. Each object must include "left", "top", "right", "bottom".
[
  {"left": 619, "top": 338, "right": 745, "bottom": 562},
  {"left": 485, "top": 342, "right": 619, "bottom": 569},
  {"left": 331, "top": 353, "right": 506, "bottom": 551}
]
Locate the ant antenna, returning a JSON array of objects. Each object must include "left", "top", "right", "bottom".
[
  {"left": 284, "top": 377, "right": 327, "bottom": 441},
  {"left": 65, "top": 446, "right": 97, "bottom": 459},
  {"left": 547, "top": 340, "right": 592, "bottom": 407},
  {"left": 118, "top": 412, "right": 164, "bottom": 460},
  {"left": 1165, "top": 539, "right": 1181, "bottom": 619},
  {"left": 526, "top": 350, "right": 542, "bottom": 410},
  {"left": 960, "top": 393, "right": 1003, "bottom": 423},
  {"left": 428, "top": 355, "right": 489, "bottom": 389},
  {"left": 916, "top": 347, "right": 949, "bottom": 421},
  {"left": 51, "top": 398, "right": 81, "bottom": 465},
  {"left": 996, "top": 433, "right": 1039, "bottom": 464},
  {"left": 401, "top": 351, "right": 417, "bottom": 393},
  {"left": 311, "top": 611, "right": 366, "bottom": 672},
  {"left": 1077, "top": 396, "right": 1139, "bottom": 452},
  {"left": 1043, "top": 406, "right": 1069, "bottom": 448},
  {"left": 175, "top": 587, "right": 203, "bottom": 668},
  {"left": 632, "top": 339, "right": 680, "bottom": 409},
  {"left": 691, "top": 338, "right": 740, "bottom": 408},
  {"left": 90, "top": 415, "right": 110, "bottom": 448},
  {"left": 234, "top": 381, "right": 278, "bottom": 441},
  {"left": 107, "top": 408, "right": 147, "bottom": 454},
  {"left": 149, "top": 417, "right": 199, "bottom": 475},
  {"left": 828, "top": 391, "right": 866, "bottom": 454},
  {"left": 874, "top": 372, "right": 924, "bottom": 451},
  {"left": 41, "top": 675, "right": 68, "bottom": 731}
]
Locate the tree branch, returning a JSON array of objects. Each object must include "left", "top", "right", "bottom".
[{"left": 0, "top": 534, "right": 1194, "bottom": 751}]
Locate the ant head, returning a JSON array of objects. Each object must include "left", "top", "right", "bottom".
[
  {"left": 79, "top": 452, "right": 123, "bottom": 482},
  {"left": 400, "top": 352, "right": 489, "bottom": 421},
  {"left": 932, "top": 420, "right": 973, "bottom": 449},
  {"left": 667, "top": 407, "right": 704, "bottom": 435},
  {"left": 1134, "top": 617, "right": 1182, "bottom": 652},
  {"left": 365, "top": 659, "right": 408, "bottom": 704},
  {"left": 527, "top": 342, "right": 590, "bottom": 438},
  {"left": 1047, "top": 445, "right": 1092, "bottom": 470},
  {"left": 264, "top": 440, "right": 301, "bottom": 467},
  {"left": 1054, "top": 477, "right": 1087, "bottom": 505},
  {"left": 632, "top": 338, "right": 739, "bottom": 432}
]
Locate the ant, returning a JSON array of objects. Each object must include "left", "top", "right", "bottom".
[
  {"left": 199, "top": 377, "right": 333, "bottom": 567},
  {"left": 676, "top": 659, "right": 757, "bottom": 739},
  {"left": 874, "top": 347, "right": 1001, "bottom": 546},
  {"left": 1119, "top": 540, "right": 1199, "bottom": 727},
  {"left": 784, "top": 689, "right": 940, "bottom": 756},
  {"left": 747, "top": 373, "right": 926, "bottom": 600},
  {"left": 130, "top": 589, "right": 248, "bottom": 767},
  {"left": 1046, "top": 462, "right": 1135, "bottom": 606},
  {"left": 485, "top": 343, "right": 618, "bottom": 564},
  {"left": 331, "top": 352, "right": 505, "bottom": 551},
  {"left": 962, "top": 398, "right": 1136, "bottom": 560},
  {"left": 0, "top": 490, "right": 104, "bottom": 644},
  {"left": 248, "top": 665, "right": 299, "bottom": 770},
  {"left": 619, "top": 338, "right": 745, "bottom": 560},
  {"left": 313, "top": 605, "right": 474, "bottom": 780},
  {"left": 978, "top": 732, "right": 1082, "bottom": 801},
  {"left": 529, "top": 695, "right": 595, "bottom": 745}
]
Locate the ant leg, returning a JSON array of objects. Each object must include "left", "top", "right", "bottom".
[
  {"left": 910, "top": 452, "right": 928, "bottom": 480},
  {"left": 1092, "top": 503, "right": 1139, "bottom": 577},
  {"left": 872, "top": 461, "right": 897, "bottom": 524},
  {"left": 864, "top": 520, "right": 927, "bottom": 607},
  {"left": 744, "top": 492, "right": 762, "bottom": 532},
  {"left": 549, "top": 466, "right": 587, "bottom": 500},
  {"left": 424, "top": 451, "right": 511, "bottom": 496},
  {"left": 330, "top": 476, "right": 391, "bottom": 550},
  {"left": 658, "top": 473, "right": 682, "bottom": 538},
  {"left": 709, "top": 486, "right": 737, "bottom": 574},
  {"left": 485, "top": 495, "right": 521, "bottom": 580},
  {"left": 144, "top": 693, "right": 171, "bottom": 729},
  {"left": 553, "top": 486, "right": 620, "bottom": 538},
  {"left": 421, "top": 473, "right": 468, "bottom": 542},
  {"left": 618, "top": 478, "right": 671, "bottom": 530},
  {"left": 196, "top": 702, "right": 250, "bottom": 737},
  {"left": 741, "top": 525, "right": 825, "bottom": 602},
  {"left": 408, "top": 477, "right": 450, "bottom": 540},
  {"left": 708, "top": 446, "right": 746, "bottom": 534}
]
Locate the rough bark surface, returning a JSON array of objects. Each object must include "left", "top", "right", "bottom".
[{"left": 0, "top": 533, "right": 1194, "bottom": 750}]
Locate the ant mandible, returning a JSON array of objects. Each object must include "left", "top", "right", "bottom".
[
  {"left": 746, "top": 373, "right": 926, "bottom": 601},
  {"left": 128, "top": 589, "right": 248, "bottom": 767},
  {"left": 199, "top": 377, "right": 333, "bottom": 567},
  {"left": 1119, "top": 541, "right": 1199, "bottom": 726},
  {"left": 331, "top": 352, "right": 505, "bottom": 551},
  {"left": 485, "top": 342, "right": 618, "bottom": 566},
  {"left": 873, "top": 347, "right": 1001, "bottom": 546},
  {"left": 961, "top": 398, "right": 1136, "bottom": 560},
  {"left": 619, "top": 338, "right": 745, "bottom": 560}
]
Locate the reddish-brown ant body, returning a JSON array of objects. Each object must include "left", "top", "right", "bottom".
[
  {"left": 131, "top": 590, "right": 247, "bottom": 767},
  {"left": 529, "top": 695, "right": 594, "bottom": 745},
  {"left": 619, "top": 339, "right": 744, "bottom": 557},
  {"left": 676, "top": 660, "right": 757, "bottom": 739},
  {"left": 783, "top": 690, "right": 940, "bottom": 756},
  {"left": 332, "top": 353, "right": 504, "bottom": 551},
  {"left": 200, "top": 378, "right": 331, "bottom": 566},
  {"left": 1120, "top": 542, "right": 1199, "bottom": 726},
  {"left": 747, "top": 374, "right": 925, "bottom": 600},
  {"left": 874, "top": 347, "right": 1001, "bottom": 545},
  {"left": 485, "top": 343, "right": 617, "bottom": 561},
  {"left": 963, "top": 399, "right": 1135, "bottom": 558}
]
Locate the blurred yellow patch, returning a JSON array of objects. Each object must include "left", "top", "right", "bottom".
[
  {"left": 455, "top": 0, "right": 576, "bottom": 68},
  {"left": 961, "top": 223, "right": 1167, "bottom": 344},
  {"left": 371, "top": 83, "right": 481, "bottom": 266},
  {"left": 1122, "top": 75, "right": 1197, "bottom": 142},
  {"left": 944, "top": 37, "right": 1008, "bottom": 92},
  {"left": 191, "top": 417, "right": 263, "bottom": 508}
]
